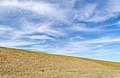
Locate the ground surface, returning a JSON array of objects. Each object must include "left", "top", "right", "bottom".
[{"left": 0, "top": 47, "right": 120, "bottom": 78}]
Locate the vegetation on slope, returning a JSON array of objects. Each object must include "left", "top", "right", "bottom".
[{"left": 0, "top": 47, "right": 120, "bottom": 78}]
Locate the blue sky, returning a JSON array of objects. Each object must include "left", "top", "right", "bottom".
[{"left": 0, "top": 0, "right": 120, "bottom": 62}]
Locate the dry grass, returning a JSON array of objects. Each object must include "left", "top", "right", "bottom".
[{"left": 0, "top": 47, "right": 120, "bottom": 78}]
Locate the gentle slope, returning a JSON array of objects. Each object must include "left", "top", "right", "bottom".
[{"left": 0, "top": 47, "right": 120, "bottom": 78}]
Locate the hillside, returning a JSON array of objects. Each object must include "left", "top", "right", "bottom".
[{"left": 0, "top": 47, "right": 120, "bottom": 78}]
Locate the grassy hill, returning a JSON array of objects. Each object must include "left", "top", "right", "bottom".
[{"left": 0, "top": 47, "right": 120, "bottom": 78}]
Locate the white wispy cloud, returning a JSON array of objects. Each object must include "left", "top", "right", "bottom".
[
  {"left": 0, "top": 25, "right": 12, "bottom": 34},
  {"left": 84, "top": 37, "right": 120, "bottom": 44},
  {"left": 0, "top": 40, "right": 35, "bottom": 47},
  {"left": 71, "top": 23, "right": 102, "bottom": 32},
  {"left": 0, "top": 26, "right": 12, "bottom": 31},
  {"left": 42, "top": 36, "right": 120, "bottom": 56},
  {"left": 0, "top": 0, "right": 67, "bottom": 21},
  {"left": 28, "top": 35, "right": 54, "bottom": 40},
  {"left": 73, "top": 2, "right": 97, "bottom": 21},
  {"left": 1, "top": 0, "right": 119, "bottom": 23},
  {"left": 86, "top": 0, "right": 120, "bottom": 22},
  {"left": 21, "top": 20, "right": 67, "bottom": 37}
]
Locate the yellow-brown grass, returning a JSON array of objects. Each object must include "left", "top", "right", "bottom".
[{"left": 0, "top": 47, "right": 120, "bottom": 78}]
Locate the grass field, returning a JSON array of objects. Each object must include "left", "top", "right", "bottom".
[{"left": 0, "top": 47, "right": 120, "bottom": 78}]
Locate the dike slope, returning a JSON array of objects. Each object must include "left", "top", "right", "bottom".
[{"left": 0, "top": 47, "right": 120, "bottom": 78}]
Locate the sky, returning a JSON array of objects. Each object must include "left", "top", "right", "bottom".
[{"left": 0, "top": 0, "right": 120, "bottom": 62}]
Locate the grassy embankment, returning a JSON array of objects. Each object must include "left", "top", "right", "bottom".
[{"left": 0, "top": 47, "right": 120, "bottom": 78}]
